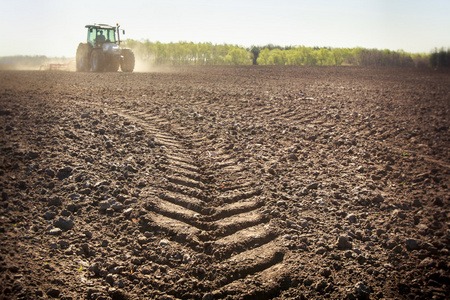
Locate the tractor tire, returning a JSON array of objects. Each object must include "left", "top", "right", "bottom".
[
  {"left": 76, "top": 43, "right": 90, "bottom": 72},
  {"left": 106, "top": 57, "right": 120, "bottom": 72},
  {"left": 91, "top": 49, "right": 105, "bottom": 72},
  {"left": 121, "top": 49, "right": 135, "bottom": 72}
]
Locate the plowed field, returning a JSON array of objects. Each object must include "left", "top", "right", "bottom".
[{"left": 1, "top": 66, "right": 449, "bottom": 299}]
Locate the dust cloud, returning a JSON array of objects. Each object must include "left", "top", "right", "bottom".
[{"left": 0, "top": 57, "right": 75, "bottom": 71}]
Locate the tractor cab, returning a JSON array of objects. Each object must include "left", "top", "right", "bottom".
[{"left": 85, "top": 24, "right": 120, "bottom": 47}]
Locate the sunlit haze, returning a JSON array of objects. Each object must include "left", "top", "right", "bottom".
[{"left": 1, "top": 0, "right": 449, "bottom": 57}]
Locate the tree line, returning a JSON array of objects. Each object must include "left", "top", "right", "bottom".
[
  {"left": 429, "top": 48, "right": 450, "bottom": 68},
  {"left": 124, "top": 40, "right": 252, "bottom": 66},
  {"left": 124, "top": 39, "right": 445, "bottom": 67},
  {"left": 1, "top": 45, "right": 447, "bottom": 68}
]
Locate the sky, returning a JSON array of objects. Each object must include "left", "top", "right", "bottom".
[{"left": 1, "top": 0, "right": 449, "bottom": 57}]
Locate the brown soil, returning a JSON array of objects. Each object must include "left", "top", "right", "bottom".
[{"left": 0, "top": 66, "right": 449, "bottom": 300}]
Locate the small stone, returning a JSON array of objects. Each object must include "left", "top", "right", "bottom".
[
  {"left": 137, "top": 235, "right": 148, "bottom": 245},
  {"left": 44, "top": 211, "right": 56, "bottom": 220},
  {"left": 99, "top": 201, "right": 110, "bottom": 211},
  {"left": 346, "top": 213, "right": 357, "bottom": 223},
  {"left": 392, "top": 245, "right": 403, "bottom": 253},
  {"left": 307, "top": 182, "right": 319, "bottom": 190},
  {"left": 287, "top": 153, "right": 298, "bottom": 161},
  {"left": 337, "top": 235, "right": 352, "bottom": 250},
  {"left": 131, "top": 257, "right": 142, "bottom": 265},
  {"left": 357, "top": 254, "right": 366, "bottom": 264},
  {"left": 276, "top": 200, "right": 286, "bottom": 207},
  {"left": 392, "top": 209, "right": 406, "bottom": 219},
  {"left": 419, "top": 257, "right": 434, "bottom": 268},
  {"left": 17, "top": 180, "right": 27, "bottom": 190},
  {"left": 58, "top": 240, "right": 69, "bottom": 249},
  {"left": 111, "top": 202, "right": 123, "bottom": 211},
  {"left": 319, "top": 267, "right": 332, "bottom": 277},
  {"left": 60, "top": 209, "right": 71, "bottom": 217},
  {"left": 344, "top": 250, "right": 354, "bottom": 258},
  {"left": 48, "top": 197, "right": 62, "bottom": 207},
  {"left": 182, "top": 253, "right": 191, "bottom": 263},
  {"left": 123, "top": 208, "right": 133, "bottom": 217},
  {"left": 159, "top": 239, "right": 170, "bottom": 246},
  {"left": 89, "top": 263, "right": 100, "bottom": 276},
  {"left": 376, "top": 228, "right": 385, "bottom": 236},
  {"left": 80, "top": 243, "right": 90, "bottom": 255},
  {"left": 81, "top": 113, "right": 90, "bottom": 119},
  {"left": 84, "top": 230, "right": 93, "bottom": 239},
  {"left": 371, "top": 174, "right": 381, "bottom": 181},
  {"left": 354, "top": 282, "right": 370, "bottom": 299},
  {"left": 315, "top": 279, "right": 328, "bottom": 291},
  {"left": 385, "top": 239, "right": 397, "bottom": 249},
  {"left": 56, "top": 166, "right": 73, "bottom": 180},
  {"left": 115, "top": 279, "right": 125, "bottom": 288},
  {"left": 417, "top": 224, "right": 429, "bottom": 235},
  {"left": 433, "top": 197, "right": 443, "bottom": 206},
  {"left": 405, "top": 239, "right": 420, "bottom": 251},
  {"left": 412, "top": 199, "right": 422, "bottom": 207},
  {"left": 316, "top": 198, "right": 326, "bottom": 205},
  {"left": 372, "top": 194, "right": 384, "bottom": 203},
  {"left": 137, "top": 181, "right": 146, "bottom": 188},
  {"left": 49, "top": 228, "right": 63, "bottom": 235},
  {"left": 54, "top": 217, "right": 74, "bottom": 231},
  {"left": 47, "top": 288, "right": 60, "bottom": 298},
  {"left": 316, "top": 247, "right": 327, "bottom": 255},
  {"left": 46, "top": 169, "right": 55, "bottom": 178},
  {"left": 105, "top": 274, "right": 114, "bottom": 286},
  {"left": 202, "top": 293, "right": 213, "bottom": 300},
  {"left": 356, "top": 165, "right": 365, "bottom": 173}
]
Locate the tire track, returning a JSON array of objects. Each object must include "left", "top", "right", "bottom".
[{"left": 111, "top": 108, "right": 287, "bottom": 297}]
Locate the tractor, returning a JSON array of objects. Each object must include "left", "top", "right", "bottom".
[{"left": 76, "top": 23, "right": 135, "bottom": 72}]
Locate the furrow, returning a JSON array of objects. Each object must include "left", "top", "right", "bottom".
[
  {"left": 165, "top": 174, "right": 205, "bottom": 190},
  {"left": 218, "top": 188, "right": 262, "bottom": 203},
  {"left": 141, "top": 211, "right": 204, "bottom": 246},
  {"left": 166, "top": 154, "right": 196, "bottom": 166},
  {"left": 212, "top": 210, "right": 268, "bottom": 237},
  {"left": 200, "top": 197, "right": 264, "bottom": 222},
  {"left": 214, "top": 262, "right": 290, "bottom": 299},
  {"left": 208, "top": 223, "right": 279, "bottom": 259},
  {"left": 212, "top": 240, "right": 285, "bottom": 288},
  {"left": 217, "top": 181, "right": 255, "bottom": 192},
  {"left": 145, "top": 198, "right": 212, "bottom": 231},
  {"left": 161, "top": 181, "right": 208, "bottom": 202},
  {"left": 159, "top": 163, "right": 203, "bottom": 182},
  {"left": 157, "top": 190, "right": 211, "bottom": 215},
  {"left": 165, "top": 159, "right": 200, "bottom": 174}
]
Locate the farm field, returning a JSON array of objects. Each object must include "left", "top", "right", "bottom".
[{"left": 0, "top": 66, "right": 449, "bottom": 299}]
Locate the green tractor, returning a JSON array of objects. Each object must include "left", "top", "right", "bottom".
[{"left": 76, "top": 23, "right": 135, "bottom": 72}]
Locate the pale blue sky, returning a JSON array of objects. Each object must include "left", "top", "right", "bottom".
[{"left": 1, "top": 0, "right": 449, "bottom": 57}]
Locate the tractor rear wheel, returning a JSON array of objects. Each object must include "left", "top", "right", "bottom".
[
  {"left": 91, "top": 49, "right": 105, "bottom": 72},
  {"left": 121, "top": 49, "right": 135, "bottom": 72},
  {"left": 76, "top": 43, "right": 90, "bottom": 72}
]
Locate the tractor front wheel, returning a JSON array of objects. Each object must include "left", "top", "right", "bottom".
[
  {"left": 91, "top": 49, "right": 105, "bottom": 72},
  {"left": 121, "top": 49, "right": 135, "bottom": 72}
]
